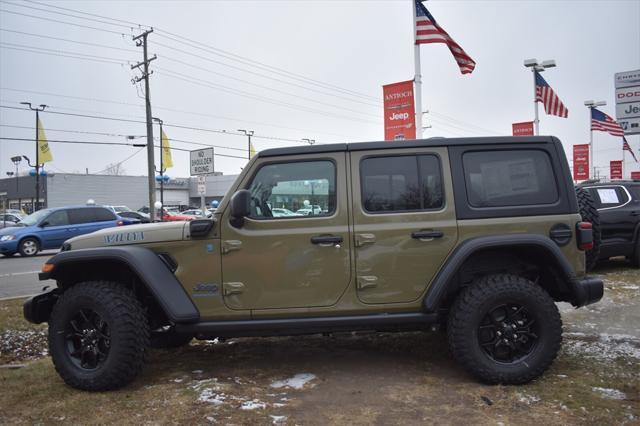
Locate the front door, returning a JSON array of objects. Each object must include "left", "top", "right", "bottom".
[
  {"left": 39, "top": 209, "right": 72, "bottom": 248},
  {"left": 350, "top": 148, "right": 458, "bottom": 304},
  {"left": 220, "top": 153, "right": 351, "bottom": 310}
]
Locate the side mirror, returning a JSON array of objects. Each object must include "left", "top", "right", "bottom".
[
  {"left": 40, "top": 221, "right": 49, "bottom": 227},
  {"left": 229, "top": 190, "right": 251, "bottom": 227}
]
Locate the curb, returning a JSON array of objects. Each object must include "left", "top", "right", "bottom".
[{"left": 0, "top": 294, "right": 35, "bottom": 302}]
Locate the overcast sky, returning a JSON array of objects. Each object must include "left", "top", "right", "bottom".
[{"left": 1, "top": 0, "right": 639, "bottom": 180}]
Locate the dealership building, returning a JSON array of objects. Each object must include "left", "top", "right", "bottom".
[{"left": 0, "top": 173, "right": 238, "bottom": 213}]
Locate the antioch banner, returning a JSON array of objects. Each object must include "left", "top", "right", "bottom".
[{"left": 383, "top": 80, "right": 416, "bottom": 141}]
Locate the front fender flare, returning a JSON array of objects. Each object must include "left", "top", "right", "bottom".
[
  {"left": 41, "top": 246, "right": 199, "bottom": 323},
  {"left": 423, "top": 234, "right": 579, "bottom": 312}
]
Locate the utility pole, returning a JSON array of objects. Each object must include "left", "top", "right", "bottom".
[
  {"left": 132, "top": 29, "right": 158, "bottom": 221},
  {"left": 238, "top": 129, "right": 254, "bottom": 160},
  {"left": 152, "top": 117, "right": 164, "bottom": 221},
  {"left": 20, "top": 102, "right": 47, "bottom": 212}
]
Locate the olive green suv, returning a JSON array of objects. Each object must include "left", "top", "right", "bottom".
[{"left": 24, "top": 136, "right": 603, "bottom": 391}]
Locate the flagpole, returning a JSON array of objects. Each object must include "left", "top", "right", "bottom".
[
  {"left": 533, "top": 70, "right": 539, "bottom": 135},
  {"left": 412, "top": 0, "right": 423, "bottom": 140}
]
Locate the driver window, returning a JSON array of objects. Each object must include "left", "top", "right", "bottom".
[
  {"left": 247, "top": 160, "right": 336, "bottom": 219},
  {"left": 45, "top": 210, "right": 69, "bottom": 226}
]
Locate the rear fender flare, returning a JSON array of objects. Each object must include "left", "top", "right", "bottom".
[{"left": 423, "top": 234, "right": 577, "bottom": 312}]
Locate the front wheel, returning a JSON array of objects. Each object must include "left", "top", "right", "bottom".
[
  {"left": 48, "top": 281, "right": 150, "bottom": 391},
  {"left": 19, "top": 238, "right": 39, "bottom": 257},
  {"left": 447, "top": 274, "right": 562, "bottom": 384}
]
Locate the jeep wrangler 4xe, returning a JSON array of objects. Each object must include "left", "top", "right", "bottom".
[{"left": 24, "top": 136, "right": 603, "bottom": 391}]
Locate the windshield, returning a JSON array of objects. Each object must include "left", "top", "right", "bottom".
[
  {"left": 113, "top": 206, "right": 131, "bottom": 213},
  {"left": 19, "top": 209, "right": 52, "bottom": 226}
]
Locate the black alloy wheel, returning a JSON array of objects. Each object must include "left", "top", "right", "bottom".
[
  {"left": 64, "top": 308, "right": 111, "bottom": 370},
  {"left": 478, "top": 304, "right": 538, "bottom": 364}
]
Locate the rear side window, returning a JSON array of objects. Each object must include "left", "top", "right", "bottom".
[
  {"left": 93, "top": 208, "right": 117, "bottom": 222},
  {"left": 68, "top": 209, "right": 95, "bottom": 224},
  {"left": 589, "top": 186, "right": 630, "bottom": 208},
  {"left": 462, "top": 150, "right": 558, "bottom": 207},
  {"left": 360, "top": 154, "right": 443, "bottom": 213}
]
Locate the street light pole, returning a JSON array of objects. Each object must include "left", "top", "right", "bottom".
[
  {"left": 10, "top": 156, "right": 21, "bottom": 192},
  {"left": 238, "top": 129, "right": 254, "bottom": 160},
  {"left": 153, "top": 117, "right": 164, "bottom": 221},
  {"left": 584, "top": 100, "right": 607, "bottom": 180},
  {"left": 523, "top": 59, "right": 556, "bottom": 135},
  {"left": 20, "top": 102, "right": 47, "bottom": 211}
]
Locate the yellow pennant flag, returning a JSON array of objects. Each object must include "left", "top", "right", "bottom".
[
  {"left": 161, "top": 129, "right": 173, "bottom": 170},
  {"left": 37, "top": 118, "right": 53, "bottom": 163},
  {"left": 249, "top": 142, "right": 257, "bottom": 159}
]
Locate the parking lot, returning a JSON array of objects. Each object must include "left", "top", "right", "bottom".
[
  {"left": 0, "top": 259, "right": 637, "bottom": 425},
  {"left": 0, "top": 250, "right": 57, "bottom": 299}
]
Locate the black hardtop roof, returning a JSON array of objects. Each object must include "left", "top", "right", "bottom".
[{"left": 259, "top": 136, "right": 560, "bottom": 158}]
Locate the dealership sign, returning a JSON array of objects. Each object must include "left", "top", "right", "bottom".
[
  {"left": 190, "top": 148, "right": 214, "bottom": 176},
  {"left": 383, "top": 80, "right": 416, "bottom": 141},
  {"left": 615, "top": 69, "right": 640, "bottom": 136},
  {"left": 610, "top": 160, "right": 623, "bottom": 180},
  {"left": 573, "top": 144, "right": 590, "bottom": 181},
  {"left": 512, "top": 121, "right": 534, "bottom": 136},
  {"left": 631, "top": 171, "right": 640, "bottom": 180}
]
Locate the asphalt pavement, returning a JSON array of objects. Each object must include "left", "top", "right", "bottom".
[{"left": 0, "top": 250, "right": 57, "bottom": 299}]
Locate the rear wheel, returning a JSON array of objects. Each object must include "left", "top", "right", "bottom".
[
  {"left": 447, "top": 274, "right": 562, "bottom": 384},
  {"left": 48, "top": 281, "right": 150, "bottom": 391},
  {"left": 18, "top": 238, "right": 39, "bottom": 257},
  {"left": 575, "top": 187, "right": 601, "bottom": 271}
]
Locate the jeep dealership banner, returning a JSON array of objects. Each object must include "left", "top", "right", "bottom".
[
  {"left": 610, "top": 160, "right": 623, "bottom": 179},
  {"left": 573, "top": 144, "right": 590, "bottom": 180},
  {"left": 383, "top": 80, "right": 416, "bottom": 141},
  {"left": 631, "top": 171, "right": 640, "bottom": 179},
  {"left": 512, "top": 121, "right": 534, "bottom": 136}
]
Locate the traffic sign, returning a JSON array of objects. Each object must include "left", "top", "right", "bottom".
[{"left": 190, "top": 148, "right": 214, "bottom": 175}]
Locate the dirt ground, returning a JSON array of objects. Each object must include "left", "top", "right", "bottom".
[{"left": 1, "top": 260, "right": 638, "bottom": 425}]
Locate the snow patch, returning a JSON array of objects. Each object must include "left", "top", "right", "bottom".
[
  {"left": 270, "top": 373, "right": 317, "bottom": 390},
  {"left": 592, "top": 387, "right": 627, "bottom": 400},
  {"left": 240, "top": 400, "right": 266, "bottom": 410},
  {"left": 271, "top": 415, "right": 287, "bottom": 424},
  {"left": 198, "top": 389, "right": 227, "bottom": 405},
  {"left": 517, "top": 393, "right": 541, "bottom": 405}
]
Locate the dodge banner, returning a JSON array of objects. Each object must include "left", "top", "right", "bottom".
[
  {"left": 573, "top": 144, "right": 590, "bottom": 181},
  {"left": 383, "top": 80, "right": 416, "bottom": 141}
]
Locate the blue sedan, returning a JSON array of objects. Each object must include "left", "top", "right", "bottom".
[{"left": 0, "top": 206, "right": 126, "bottom": 257}]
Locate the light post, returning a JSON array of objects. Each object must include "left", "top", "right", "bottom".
[
  {"left": 238, "top": 129, "right": 254, "bottom": 160},
  {"left": 152, "top": 117, "right": 165, "bottom": 220},
  {"left": 584, "top": 100, "right": 607, "bottom": 180},
  {"left": 20, "top": 102, "right": 47, "bottom": 211},
  {"left": 523, "top": 58, "right": 556, "bottom": 135},
  {"left": 10, "top": 156, "right": 21, "bottom": 192}
]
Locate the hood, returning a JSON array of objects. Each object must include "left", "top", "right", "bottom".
[
  {"left": 0, "top": 224, "right": 30, "bottom": 237},
  {"left": 67, "top": 221, "right": 189, "bottom": 250}
]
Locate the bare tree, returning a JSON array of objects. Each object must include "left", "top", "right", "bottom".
[{"left": 103, "top": 163, "right": 126, "bottom": 176}]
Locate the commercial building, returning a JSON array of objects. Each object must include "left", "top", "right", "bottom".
[{"left": 0, "top": 173, "right": 238, "bottom": 213}]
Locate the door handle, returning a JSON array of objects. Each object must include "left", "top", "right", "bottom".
[
  {"left": 411, "top": 230, "right": 443, "bottom": 240},
  {"left": 631, "top": 211, "right": 640, "bottom": 216},
  {"left": 311, "top": 235, "right": 343, "bottom": 246}
]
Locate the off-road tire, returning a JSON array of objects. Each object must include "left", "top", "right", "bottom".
[
  {"left": 447, "top": 274, "right": 562, "bottom": 385},
  {"left": 150, "top": 326, "right": 193, "bottom": 349},
  {"left": 575, "top": 187, "right": 601, "bottom": 271},
  {"left": 48, "top": 281, "right": 150, "bottom": 391},
  {"left": 18, "top": 237, "right": 39, "bottom": 257}
]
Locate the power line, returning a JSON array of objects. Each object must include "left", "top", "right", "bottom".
[
  {"left": 154, "top": 30, "right": 380, "bottom": 103},
  {"left": 0, "top": 87, "right": 357, "bottom": 139},
  {"left": 153, "top": 40, "right": 380, "bottom": 108},
  {"left": 0, "top": 44, "right": 129, "bottom": 65},
  {"left": 0, "top": 123, "right": 144, "bottom": 139},
  {"left": 22, "top": 0, "right": 150, "bottom": 28},
  {"left": 160, "top": 55, "right": 379, "bottom": 117},
  {"left": 93, "top": 148, "right": 145, "bottom": 175},
  {"left": 156, "top": 68, "right": 380, "bottom": 125},
  {"left": 0, "top": 28, "right": 140, "bottom": 53},
  {"left": 0, "top": 9, "right": 128, "bottom": 35},
  {"left": 0, "top": 41, "right": 133, "bottom": 63},
  {"left": 2, "top": 1, "right": 136, "bottom": 29}
]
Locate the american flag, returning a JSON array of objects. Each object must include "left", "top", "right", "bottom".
[
  {"left": 623, "top": 137, "right": 638, "bottom": 162},
  {"left": 591, "top": 108, "right": 625, "bottom": 137},
  {"left": 414, "top": 0, "right": 475, "bottom": 74},
  {"left": 535, "top": 71, "right": 568, "bottom": 118}
]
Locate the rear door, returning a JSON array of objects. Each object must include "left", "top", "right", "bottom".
[
  {"left": 588, "top": 186, "right": 633, "bottom": 244},
  {"left": 350, "top": 147, "right": 458, "bottom": 304}
]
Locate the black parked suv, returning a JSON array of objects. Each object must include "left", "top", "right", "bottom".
[{"left": 579, "top": 180, "right": 640, "bottom": 266}]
